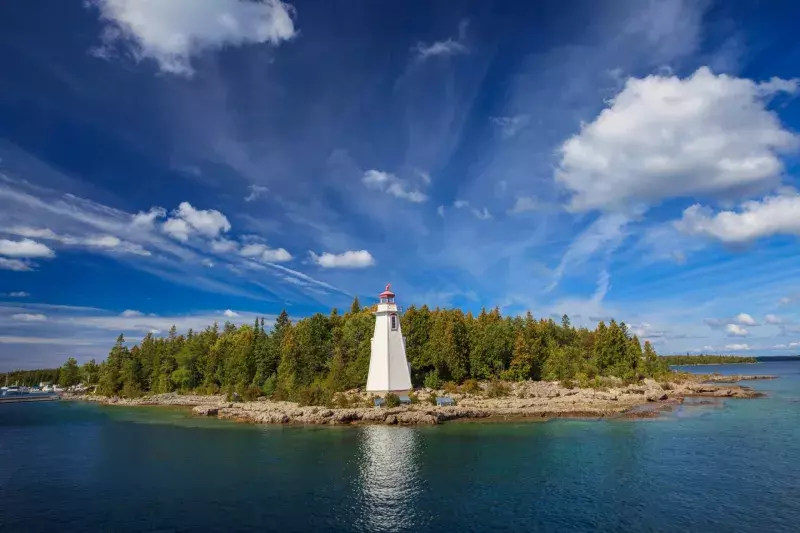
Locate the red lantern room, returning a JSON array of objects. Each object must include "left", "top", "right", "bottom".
[{"left": 379, "top": 283, "right": 395, "bottom": 304}]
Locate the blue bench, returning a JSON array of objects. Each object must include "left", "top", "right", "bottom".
[
  {"left": 436, "top": 396, "right": 454, "bottom": 406},
  {"left": 373, "top": 398, "right": 385, "bottom": 407},
  {"left": 398, "top": 395, "right": 411, "bottom": 405}
]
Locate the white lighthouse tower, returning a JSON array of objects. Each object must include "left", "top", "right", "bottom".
[{"left": 366, "top": 284, "right": 413, "bottom": 394}]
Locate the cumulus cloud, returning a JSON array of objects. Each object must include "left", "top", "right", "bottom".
[
  {"left": 765, "top": 314, "right": 782, "bottom": 325},
  {"left": 735, "top": 313, "right": 757, "bottom": 326},
  {"left": 131, "top": 207, "right": 166, "bottom": 228},
  {"left": 675, "top": 193, "right": 800, "bottom": 244},
  {"left": 0, "top": 258, "right": 32, "bottom": 271},
  {"left": 223, "top": 309, "right": 239, "bottom": 318},
  {"left": 88, "top": 0, "right": 296, "bottom": 76},
  {"left": 556, "top": 67, "right": 799, "bottom": 212},
  {"left": 725, "top": 343, "right": 751, "bottom": 351},
  {"left": 121, "top": 309, "right": 143, "bottom": 317},
  {"left": 0, "top": 238, "right": 55, "bottom": 258},
  {"left": 163, "top": 202, "right": 231, "bottom": 241},
  {"left": 210, "top": 238, "right": 238, "bottom": 253},
  {"left": 239, "top": 243, "right": 292, "bottom": 263},
  {"left": 726, "top": 323, "right": 748, "bottom": 337},
  {"left": 6, "top": 226, "right": 150, "bottom": 256},
  {"left": 11, "top": 313, "right": 47, "bottom": 321},
  {"left": 7, "top": 291, "right": 30, "bottom": 297},
  {"left": 244, "top": 184, "right": 268, "bottom": 202},
  {"left": 309, "top": 250, "right": 375, "bottom": 269},
  {"left": 491, "top": 115, "right": 531, "bottom": 139},
  {"left": 362, "top": 170, "right": 428, "bottom": 203}
]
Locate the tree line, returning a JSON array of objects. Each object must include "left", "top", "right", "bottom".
[
  {"left": 660, "top": 354, "right": 758, "bottom": 365},
  {"left": 46, "top": 298, "right": 669, "bottom": 400}
]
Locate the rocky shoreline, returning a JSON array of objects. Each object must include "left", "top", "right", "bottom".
[{"left": 62, "top": 373, "right": 770, "bottom": 426}]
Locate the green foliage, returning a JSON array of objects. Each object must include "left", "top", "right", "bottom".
[
  {"left": 443, "top": 381, "right": 458, "bottom": 394},
  {"left": 408, "top": 392, "right": 420, "bottom": 404},
  {"left": 423, "top": 369, "right": 441, "bottom": 390},
  {"left": 385, "top": 393, "right": 401, "bottom": 408},
  {"left": 51, "top": 303, "right": 668, "bottom": 402},
  {"left": 660, "top": 354, "right": 758, "bottom": 365},
  {"left": 295, "top": 380, "right": 334, "bottom": 407},
  {"left": 427, "top": 392, "right": 438, "bottom": 405},
  {"left": 59, "top": 357, "right": 80, "bottom": 388}
]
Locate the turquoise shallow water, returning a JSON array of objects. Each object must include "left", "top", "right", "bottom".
[{"left": 1, "top": 362, "right": 799, "bottom": 532}]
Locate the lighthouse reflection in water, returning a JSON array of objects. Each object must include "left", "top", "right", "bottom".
[{"left": 354, "top": 426, "right": 429, "bottom": 532}]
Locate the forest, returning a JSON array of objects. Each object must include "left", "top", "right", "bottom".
[
  {"left": 7, "top": 299, "right": 670, "bottom": 401},
  {"left": 660, "top": 354, "right": 758, "bottom": 365}
]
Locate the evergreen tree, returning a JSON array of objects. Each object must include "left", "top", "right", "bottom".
[{"left": 59, "top": 357, "right": 80, "bottom": 387}]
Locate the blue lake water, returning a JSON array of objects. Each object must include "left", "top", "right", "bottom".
[{"left": 1, "top": 361, "right": 799, "bottom": 532}]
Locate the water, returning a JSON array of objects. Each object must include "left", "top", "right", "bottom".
[{"left": 1, "top": 362, "right": 799, "bottom": 532}]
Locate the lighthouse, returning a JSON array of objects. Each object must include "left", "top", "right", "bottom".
[{"left": 366, "top": 284, "right": 413, "bottom": 394}]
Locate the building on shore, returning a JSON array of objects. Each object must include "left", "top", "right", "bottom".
[{"left": 366, "top": 284, "right": 412, "bottom": 395}]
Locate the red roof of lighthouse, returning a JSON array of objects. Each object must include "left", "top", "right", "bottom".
[{"left": 379, "top": 283, "right": 395, "bottom": 298}]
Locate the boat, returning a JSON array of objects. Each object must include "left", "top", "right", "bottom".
[{"left": 0, "top": 384, "right": 60, "bottom": 403}]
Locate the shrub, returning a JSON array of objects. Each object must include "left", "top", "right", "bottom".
[
  {"left": 424, "top": 370, "right": 441, "bottom": 390},
  {"left": 385, "top": 393, "right": 401, "bottom": 408},
  {"left": 408, "top": 392, "right": 420, "bottom": 404},
  {"left": 461, "top": 379, "right": 481, "bottom": 395},
  {"left": 242, "top": 386, "right": 261, "bottom": 402},
  {"left": 486, "top": 381, "right": 510, "bottom": 398},
  {"left": 443, "top": 381, "right": 458, "bottom": 394},
  {"left": 262, "top": 374, "right": 278, "bottom": 398},
  {"left": 296, "top": 382, "right": 334, "bottom": 407},
  {"left": 428, "top": 392, "right": 438, "bottom": 405},
  {"left": 561, "top": 378, "right": 575, "bottom": 389}
]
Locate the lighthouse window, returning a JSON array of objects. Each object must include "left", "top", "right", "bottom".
[{"left": 391, "top": 315, "right": 397, "bottom": 330}]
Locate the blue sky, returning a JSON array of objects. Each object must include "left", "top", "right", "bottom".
[{"left": 2, "top": 0, "right": 800, "bottom": 370}]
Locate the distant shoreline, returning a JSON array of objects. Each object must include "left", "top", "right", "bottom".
[{"left": 62, "top": 374, "right": 772, "bottom": 426}]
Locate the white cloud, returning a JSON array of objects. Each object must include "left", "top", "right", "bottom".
[
  {"left": 0, "top": 238, "right": 55, "bottom": 258},
  {"left": 735, "top": 313, "right": 757, "bottom": 326},
  {"left": 6, "top": 227, "right": 151, "bottom": 256},
  {"left": 471, "top": 207, "right": 492, "bottom": 220},
  {"left": 414, "top": 19, "right": 469, "bottom": 60},
  {"left": 88, "top": 0, "right": 296, "bottom": 76},
  {"left": 414, "top": 39, "right": 467, "bottom": 60},
  {"left": 0, "top": 336, "right": 95, "bottom": 346},
  {"left": 131, "top": 207, "right": 166, "bottom": 228},
  {"left": 726, "top": 323, "right": 748, "bottom": 337},
  {"left": 450, "top": 200, "right": 492, "bottom": 220},
  {"left": 309, "top": 250, "right": 375, "bottom": 269},
  {"left": 176, "top": 202, "right": 231, "bottom": 238},
  {"left": 0, "top": 258, "right": 32, "bottom": 271},
  {"left": 437, "top": 205, "right": 445, "bottom": 218},
  {"left": 223, "top": 309, "right": 239, "bottom": 318},
  {"left": 121, "top": 309, "right": 143, "bottom": 317},
  {"left": 210, "top": 238, "right": 238, "bottom": 253},
  {"left": 244, "top": 184, "right": 268, "bottom": 202},
  {"left": 239, "top": 243, "right": 292, "bottom": 263},
  {"left": 675, "top": 193, "right": 800, "bottom": 244},
  {"left": 725, "top": 343, "right": 751, "bottom": 351},
  {"left": 508, "top": 196, "right": 539, "bottom": 214},
  {"left": 8, "top": 291, "right": 30, "bottom": 298},
  {"left": 162, "top": 217, "right": 192, "bottom": 242},
  {"left": 491, "top": 115, "right": 531, "bottom": 139},
  {"left": 556, "top": 67, "right": 799, "bottom": 212},
  {"left": 11, "top": 313, "right": 47, "bottom": 321},
  {"left": 765, "top": 314, "right": 782, "bottom": 325},
  {"left": 362, "top": 170, "right": 428, "bottom": 203}
]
